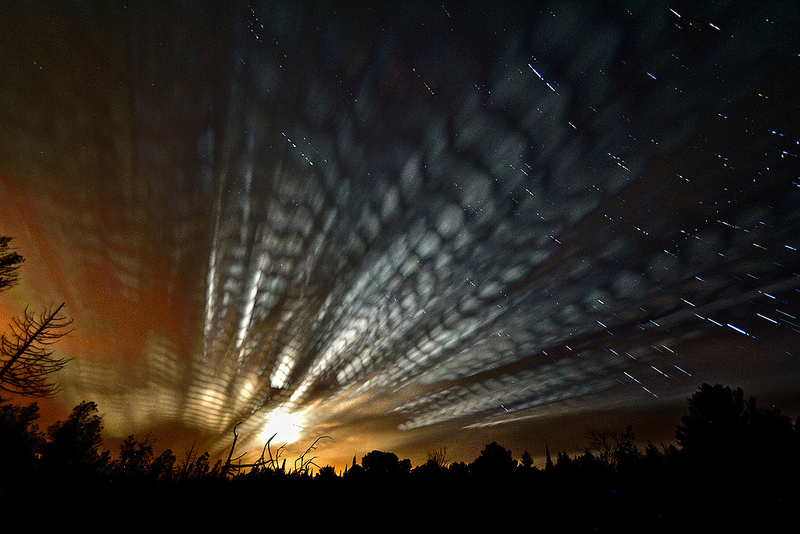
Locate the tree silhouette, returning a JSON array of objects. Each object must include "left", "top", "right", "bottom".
[
  {"left": 0, "top": 304, "right": 72, "bottom": 397},
  {"left": 115, "top": 434, "right": 156, "bottom": 479},
  {"left": 426, "top": 446, "right": 448, "bottom": 468},
  {"left": 0, "top": 237, "right": 24, "bottom": 292},
  {"left": 0, "top": 401, "right": 43, "bottom": 482},
  {"left": 585, "top": 425, "right": 638, "bottom": 470},
  {"left": 177, "top": 442, "right": 213, "bottom": 480},
  {"left": 413, "top": 447, "right": 449, "bottom": 479},
  {"left": 40, "top": 400, "right": 106, "bottom": 476},
  {"left": 741, "top": 395, "right": 796, "bottom": 458},
  {"left": 361, "top": 450, "right": 411, "bottom": 476},
  {"left": 150, "top": 448, "right": 177, "bottom": 482},
  {"left": 521, "top": 450, "right": 534, "bottom": 469},
  {"left": 674, "top": 381, "right": 800, "bottom": 491},
  {"left": 675, "top": 383, "right": 746, "bottom": 462},
  {"left": 470, "top": 441, "right": 517, "bottom": 476},
  {"left": 0, "top": 236, "right": 72, "bottom": 398},
  {"left": 554, "top": 450, "right": 573, "bottom": 472},
  {"left": 343, "top": 455, "right": 365, "bottom": 480},
  {"left": 0, "top": 381, "right": 797, "bottom": 531}
]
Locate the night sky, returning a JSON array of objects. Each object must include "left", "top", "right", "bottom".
[{"left": 1, "top": 0, "right": 799, "bottom": 470}]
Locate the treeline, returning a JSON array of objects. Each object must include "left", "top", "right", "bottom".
[{"left": 1, "top": 383, "right": 799, "bottom": 531}]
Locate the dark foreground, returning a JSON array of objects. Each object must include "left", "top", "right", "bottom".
[{"left": 2, "top": 383, "right": 798, "bottom": 532}]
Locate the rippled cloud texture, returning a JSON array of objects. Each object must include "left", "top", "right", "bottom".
[{"left": 1, "top": 1, "right": 799, "bottom": 464}]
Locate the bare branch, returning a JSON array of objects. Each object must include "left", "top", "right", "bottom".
[
  {"left": 427, "top": 446, "right": 448, "bottom": 467},
  {"left": 222, "top": 422, "right": 243, "bottom": 475},
  {"left": 229, "top": 434, "right": 331, "bottom": 477},
  {"left": 295, "top": 435, "right": 332, "bottom": 474},
  {"left": 180, "top": 442, "right": 197, "bottom": 478},
  {"left": 0, "top": 303, "right": 72, "bottom": 397}
]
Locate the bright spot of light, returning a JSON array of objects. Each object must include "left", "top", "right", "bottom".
[
  {"left": 258, "top": 409, "right": 305, "bottom": 444},
  {"left": 239, "top": 381, "right": 255, "bottom": 400}
]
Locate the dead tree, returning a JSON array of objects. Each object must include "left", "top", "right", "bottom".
[
  {"left": 294, "top": 435, "right": 332, "bottom": 475},
  {"left": 0, "top": 303, "right": 72, "bottom": 397},
  {"left": 426, "top": 446, "right": 448, "bottom": 468},
  {"left": 222, "top": 422, "right": 248, "bottom": 476},
  {"left": 221, "top": 422, "right": 331, "bottom": 477},
  {"left": 585, "top": 425, "right": 637, "bottom": 469}
]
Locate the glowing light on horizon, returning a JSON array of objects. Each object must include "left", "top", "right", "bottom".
[{"left": 259, "top": 409, "right": 306, "bottom": 445}]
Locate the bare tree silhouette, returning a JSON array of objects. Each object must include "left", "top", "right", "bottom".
[
  {"left": 0, "top": 303, "right": 72, "bottom": 398},
  {"left": 0, "top": 236, "right": 72, "bottom": 398},
  {"left": 585, "top": 425, "right": 638, "bottom": 470},
  {"left": 427, "top": 446, "right": 449, "bottom": 468}
]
